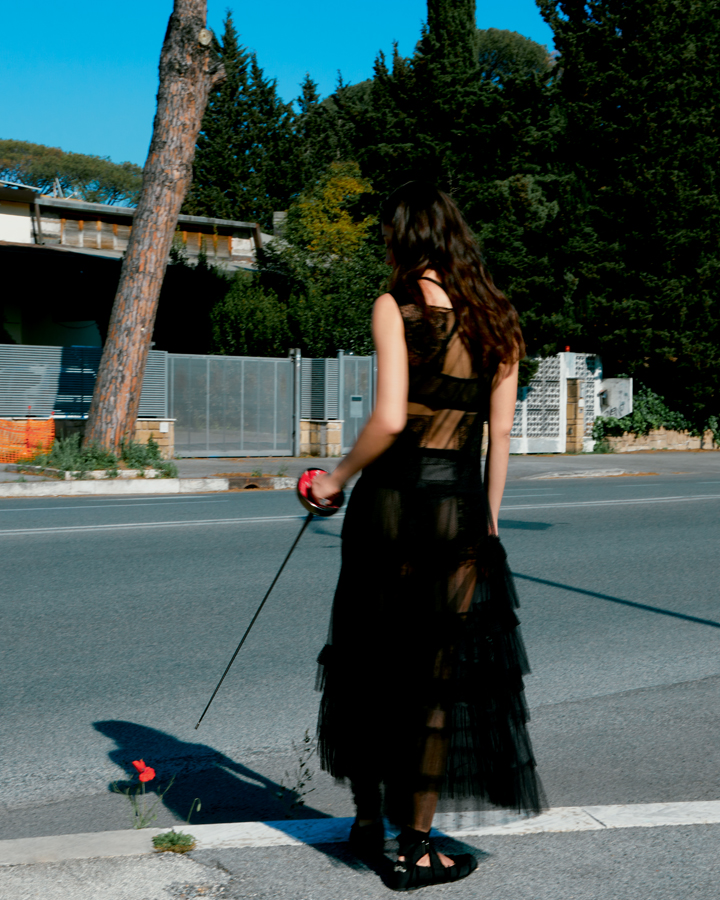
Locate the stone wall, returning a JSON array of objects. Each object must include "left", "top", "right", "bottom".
[
  {"left": 605, "top": 427, "right": 718, "bottom": 452},
  {"left": 134, "top": 418, "right": 175, "bottom": 459},
  {"left": 299, "top": 420, "right": 342, "bottom": 457},
  {"left": 566, "top": 378, "right": 585, "bottom": 453}
]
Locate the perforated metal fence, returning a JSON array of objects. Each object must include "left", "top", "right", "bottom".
[
  {"left": 0, "top": 343, "right": 167, "bottom": 418},
  {"left": 168, "top": 354, "right": 294, "bottom": 457},
  {"left": 338, "top": 353, "right": 374, "bottom": 453},
  {"left": 2, "top": 344, "right": 607, "bottom": 457}
]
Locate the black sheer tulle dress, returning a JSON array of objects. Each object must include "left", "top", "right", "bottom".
[{"left": 316, "top": 287, "right": 546, "bottom": 825}]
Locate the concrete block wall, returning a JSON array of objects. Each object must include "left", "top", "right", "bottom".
[
  {"left": 300, "top": 420, "right": 342, "bottom": 457},
  {"left": 134, "top": 418, "right": 175, "bottom": 459}
]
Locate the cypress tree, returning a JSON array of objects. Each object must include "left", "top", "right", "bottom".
[
  {"left": 184, "top": 12, "right": 298, "bottom": 229},
  {"left": 241, "top": 53, "right": 299, "bottom": 227},
  {"left": 183, "top": 11, "right": 250, "bottom": 221}
]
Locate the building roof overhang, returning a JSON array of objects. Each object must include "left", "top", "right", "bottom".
[{"left": 35, "top": 195, "right": 259, "bottom": 233}]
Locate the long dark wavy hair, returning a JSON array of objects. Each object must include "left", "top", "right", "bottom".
[{"left": 382, "top": 181, "right": 525, "bottom": 369}]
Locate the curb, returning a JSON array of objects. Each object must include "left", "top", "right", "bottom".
[
  {"left": 227, "top": 475, "right": 296, "bottom": 491},
  {"left": 0, "top": 478, "right": 229, "bottom": 498},
  {"left": 2, "top": 802, "right": 720, "bottom": 867}
]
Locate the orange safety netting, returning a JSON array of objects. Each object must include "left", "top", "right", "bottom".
[{"left": 0, "top": 418, "right": 56, "bottom": 464}]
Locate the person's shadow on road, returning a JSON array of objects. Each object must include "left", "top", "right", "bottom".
[{"left": 94, "top": 719, "right": 328, "bottom": 826}]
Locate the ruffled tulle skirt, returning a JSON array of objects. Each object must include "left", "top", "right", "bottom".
[{"left": 316, "top": 454, "right": 546, "bottom": 824}]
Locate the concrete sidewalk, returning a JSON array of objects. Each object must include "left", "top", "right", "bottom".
[
  {"left": 2, "top": 449, "right": 719, "bottom": 498},
  {"left": 173, "top": 450, "right": 720, "bottom": 481},
  {"left": 2, "top": 803, "right": 719, "bottom": 899}
]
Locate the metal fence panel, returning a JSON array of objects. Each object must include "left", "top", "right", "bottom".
[
  {"left": 339, "top": 355, "right": 372, "bottom": 453},
  {"left": 0, "top": 343, "right": 167, "bottom": 417},
  {"left": 169, "top": 353, "right": 293, "bottom": 456},
  {"left": 301, "top": 358, "right": 339, "bottom": 419}
]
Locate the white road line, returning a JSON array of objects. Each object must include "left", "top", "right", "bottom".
[
  {"left": 0, "top": 513, "right": 341, "bottom": 537},
  {"left": 502, "top": 493, "right": 720, "bottom": 511},
  {"left": 0, "top": 499, "right": 229, "bottom": 514},
  {"left": 501, "top": 492, "right": 562, "bottom": 498},
  {"left": 1, "top": 801, "right": 718, "bottom": 865},
  {"left": 1, "top": 493, "right": 719, "bottom": 537}
]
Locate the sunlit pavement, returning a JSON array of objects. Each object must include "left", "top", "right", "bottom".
[{"left": 0, "top": 452, "right": 718, "bottom": 898}]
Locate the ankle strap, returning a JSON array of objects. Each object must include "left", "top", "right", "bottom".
[{"left": 397, "top": 825, "right": 432, "bottom": 858}]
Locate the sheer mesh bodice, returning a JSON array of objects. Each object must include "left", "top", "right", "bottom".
[{"left": 316, "top": 290, "right": 545, "bottom": 824}]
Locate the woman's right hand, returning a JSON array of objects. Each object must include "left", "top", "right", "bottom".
[{"left": 311, "top": 471, "right": 344, "bottom": 507}]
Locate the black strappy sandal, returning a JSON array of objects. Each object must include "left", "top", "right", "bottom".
[
  {"left": 391, "top": 826, "right": 477, "bottom": 891},
  {"left": 348, "top": 818, "right": 385, "bottom": 861}
]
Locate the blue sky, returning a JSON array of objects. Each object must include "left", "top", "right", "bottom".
[{"left": 1, "top": 1, "right": 554, "bottom": 167}]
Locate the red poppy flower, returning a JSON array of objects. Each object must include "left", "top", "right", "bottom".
[{"left": 131, "top": 760, "right": 156, "bottom": 782}]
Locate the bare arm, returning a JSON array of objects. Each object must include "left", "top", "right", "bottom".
[
  {"left": 484, "top": 359, "right": 519, "bottom": 535},
  {"left": 312, "top": 293, "right": 408, "bottom": 501}
]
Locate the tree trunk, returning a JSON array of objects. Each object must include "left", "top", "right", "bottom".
[{"left": 84, "top": 0, "right": 222, "bottom": 450}]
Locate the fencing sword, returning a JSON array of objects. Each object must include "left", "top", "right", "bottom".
[{"left": 194, "top": 468, "right": 344, "bottom": 729}]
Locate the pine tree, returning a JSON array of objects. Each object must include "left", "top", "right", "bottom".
[
  {"left": 183, "top": 11, "right": 250, "bottom": 220},
  {"left": 184, "top": 12, "right": 299, "bottom": 229},
  {"left": 424, "top": 0, "right": 478, "bottom": 78},
  {"left": 241, "top": 53, "right": 298, "bottom": 226},
  {"left": 294, "top": 74, "right": 358, "bottom": 187}
]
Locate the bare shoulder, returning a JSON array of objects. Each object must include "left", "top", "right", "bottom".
[
  {"left": 372, "top": 292, "right": 403, "bottom": 328},
  {"left": 374, "top": 292, "right": 400, "bottom": 313}
]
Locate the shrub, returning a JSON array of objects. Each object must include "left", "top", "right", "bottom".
[
  {"left": 592, "top": 386, "right": 698, "bottom": 447},
  {"left": 32, "top": 433, "right": 177, "bottom": 478}
]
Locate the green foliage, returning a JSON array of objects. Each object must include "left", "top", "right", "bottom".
[
  {"left": 212, "top": 237, "right": 386, "bottom": 358},
  {"left": 707, "top": 416, "right": 720, "bottom": 448},
  {"left": 537, "top": 0, "right": 720, "bottom": 427},
  {"left": 322, "top": 7, "right": 564, "bottom": 358},
  {"left": 120, "top": 436, "right": 177, "bottom": 478},
  {"left": 182, "top": 0, "right": 720, "bottom": 429},
  {"left": 34, "top": 434, "right": 117, "bottom": 475},
  {"left": 0, "top": 139, "right": 142, "bottom": 205},
  {"left": 152, "top": 831, "right": 196, "bottom": 853},
  {"left": 289, "top": 161, "right": 376, "bottom": 257},
  {"left": 183, "top": 11, "right": 298, "bottom": 229},
  {"left": 153, "top": 246, "right": 231, "bottom": 354},
  {"left": 33, "top": 433, "right": 177, "bottom": 478},
  {"left": 475, "top": 28, "right": 552, "bottom": 82},
  {"left": 211, "top": 160, "right": 387, "bottom": 357},
  {"left": 518, "top": 357, "right": 540, "bottom": 388},
  {"left": 211, "top": 275, "right": 291, "bottom": 357},
  {"left": 592, "top": 387, "right": 695, "bottom": 444},
  {"left": 112, "top": 774, "right": 175, "bottom": 830}
]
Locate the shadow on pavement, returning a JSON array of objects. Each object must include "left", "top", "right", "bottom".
[
  {"left": 499, "top": 519, "right": 555, "bottom": 531},
  {"left": 94, "top": 720, "right": 403, "bottom": 872},
  {"left": 94, "top": 720, "right": 332, "bottom": 825},
  {"left": 93, "top": 721, "right": 488, "bottom": 876},
  {"left": 513, "top": 572, "right": 720, "bottom": 629}
]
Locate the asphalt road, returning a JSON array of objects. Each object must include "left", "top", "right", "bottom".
[{"left": 0, "top": 456, "right": 718, "bottom": 883}]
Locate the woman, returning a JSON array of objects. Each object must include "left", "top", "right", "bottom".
[{"left": 312, "top": 181, "right": 545, "bottom": 891}]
